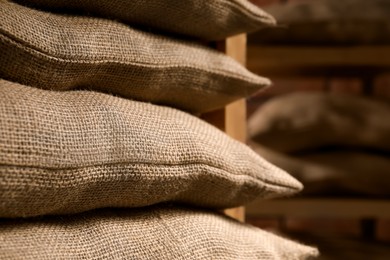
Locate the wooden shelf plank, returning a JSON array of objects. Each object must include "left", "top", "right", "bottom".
[
  {"left": 247, "top": 45, "right": 390, "bottom": 77},
  {"left": 246, "top": 198, "right": 390, "bottom": 218}
]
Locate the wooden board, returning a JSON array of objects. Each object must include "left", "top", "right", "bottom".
[
  {"left": 246, "top": 199, "right": 390, "bottom": 218},
  {"left": 247, "top": 45, "right": 390, "bottom": 77}
]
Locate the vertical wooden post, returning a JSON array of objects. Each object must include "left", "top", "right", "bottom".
[
  {"left": 223, "top": 34, "right": 247, "bottom": 222},
  {"left": 202, "top": 34, "right": 247, "bottom": 222}
]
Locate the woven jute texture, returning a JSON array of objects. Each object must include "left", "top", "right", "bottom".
[
  {"left": 0, "top": 80, "right": 302, "bottom": 218},
  {"left": 0, "top": 205, "right": 319, "bottom": 260},
  {"left": 0, "top": 0, "right": 270, "bottom": 114},
  {"left": 248, "top": 92, "right": 390, "bottom": 153},
  {"left": 14, "top": 0, "right": 276, "bottom": 40}
]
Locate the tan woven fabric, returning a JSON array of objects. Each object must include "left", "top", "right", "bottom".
[
  {"left": 0, "top": 205, "right": 319, "bottom": 259},
  {"left": 248, "top": 92, "right": 390, "bottom": 153},
  {"left": 0, "top": 0, "right": 270, "bottom": 114},
  {"left": 14, "top": 0, "right": 276, "bottom": 40},
  {"left": 0, "top": 80, "right": 302, "bottom": 218}
]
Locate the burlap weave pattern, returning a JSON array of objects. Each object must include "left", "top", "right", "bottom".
[
  {"left": 14, "top": 0, "right": 276, "bottom": 40},
  {"left": 0, "top": 205, "right": 319, "bottom": 259},
  {"left": 0, "top": 0, "right": 270, "bottom": 113},
  {"left": 0, "top": 80, "right": 302, "bottom": 217}
]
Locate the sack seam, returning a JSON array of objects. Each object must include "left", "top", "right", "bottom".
[
  {"left": 0, "top": 33, "right": 268, "bottom": 88},
  {"left": 0, "top": 162, "right": 297, "bottom": 190}
]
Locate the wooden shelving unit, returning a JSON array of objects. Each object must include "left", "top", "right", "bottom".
[{"left": 245, "top": 44, "right": 390, "bottom": 235}]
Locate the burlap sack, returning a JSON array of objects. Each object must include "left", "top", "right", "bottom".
[
  {"left": 0, "top": 0, "right": 270, "bottom": 114},
  {"left": 248, "top": 92, "right": 390, "bottom": 153},
  {"left": 0, "top": 205, "right": 319, "bottom": 260},
  {"left": 250, "top": 0, "right": 390, "bottom": 45},
  {"left": 249, "top": 142, "right": 339, "bottom": 196},
  {"left": 14, "top": 0, "right": 276, "bottom": 41},
  {"left": 250, "top": 142, "right": 390, "bottom": 197},
  {"left": 0, "top": 80, "right": 302, "bottom": 218},
  {"left": 298, "top": 151, "right": 390, "bottom": 197}
]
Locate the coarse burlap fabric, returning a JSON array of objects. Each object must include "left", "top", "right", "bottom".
[
  {"left": 14, "top": 0, "right": 276, "bottom": 41},
  {"left": 0, "top": 0, "right": 270, "bottom": 114},
  {"left": 250, "top": 0, "right": 390, "bottom": 45},
  {"left": 250, "top": 142, "right": 390, "bottom": 197},
  {"left": 0, "top": 205, "right": 319, "bottom": 260},
  {"left": 0, "top": 80, "right": 302, "bottom": 218},
  {"left": 248, "top": 92, "right": 390, "bottom": 153}
]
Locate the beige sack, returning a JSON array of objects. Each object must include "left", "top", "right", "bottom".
[
  {"left": 248, "top": 92, "right": 390, "bottom": 153},
  {"left": 0, "top": 205, "right": 319, "bottom": 260},
  {"left": 250, "top": 142, "right": 390, "bottom": 197},
  {"left": 0, "top": 0, "right": 270, "bottom": 113},
  {"left": 14, "top": 0, "right": 276, "bottom": 40},
  {"left": 250, "top": 0, "right": 390, "bottom": 45},
  {"left": 0, "top": 80, "right": 302, "bottom": 217}
]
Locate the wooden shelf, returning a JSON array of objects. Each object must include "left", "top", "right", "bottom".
[
  {"left": 247, "top": 45, "right": 390, "bottom": 78},
  {"left": 246, "top": 198, "right": 390, "bottom": 218},
  {"left": 246, "top": 44, "right": 390, "bottom": 224}
]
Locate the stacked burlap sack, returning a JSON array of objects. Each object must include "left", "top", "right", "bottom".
[
  {"left": 249, "top": 0, "right": 390, "bottom": 45},
  {"left": 249, "top": 92, "right": 390, "bottom": 198},
  {"left": 0, "top": 0, "right": 318, "bottom": 258}
]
